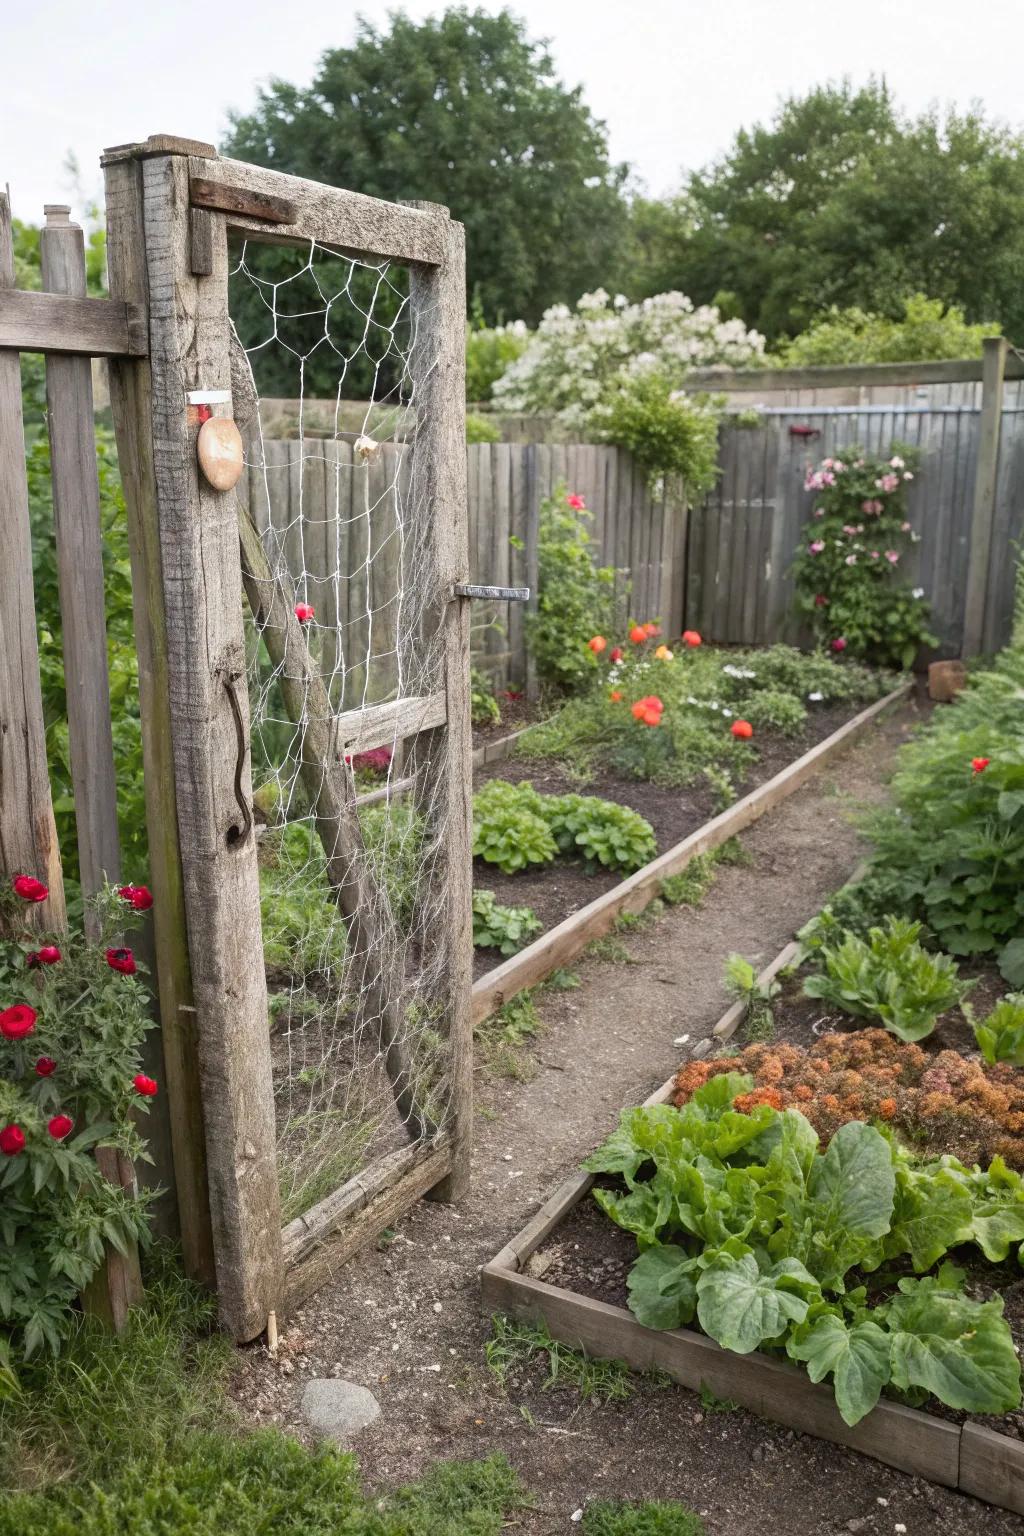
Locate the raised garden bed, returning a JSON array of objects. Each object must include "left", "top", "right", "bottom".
[
  {"left": 471, "top": 682, "right": 913, "bottom": 1022},
  {"left": 481, "top": 939, "right": 1024, "bottom": 1518}
]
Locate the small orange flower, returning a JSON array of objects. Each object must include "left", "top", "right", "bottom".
[
  {"left": 609, "top": 689, "right": 622, "bottom": 702},
  {"left": 588, "top": 635, "right": 607, "bottom": 654},
  {"left": 878, "top": 1098, "right": 897, "bottom": 1120},
  {"left": 629, "top": 625, "right": 648, "bottom": 644}
]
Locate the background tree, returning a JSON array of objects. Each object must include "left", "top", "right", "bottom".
[
  {"left": 225, "top": 7, "right": 630, "bottom": 398},
  {"left": 640, "top": 81, "right": 1024, "bottom": 345}
]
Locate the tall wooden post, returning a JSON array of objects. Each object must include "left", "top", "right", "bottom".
[
  {"left": 962, "top": 335, "right": 1008, "bottom": 658},
  {"left": 408, "top": 208, "right": 474, "bottom": 1203},
  {"left": 0, "top": 193, "right": 66, "bottom": 933},
  {"left": 103, "top": 139, "right": 282, "bottom": 1338}
]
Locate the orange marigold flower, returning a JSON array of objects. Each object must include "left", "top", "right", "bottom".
[
  {"left": 878, "top": 1098, "right": 897, "bottom": 1119},
  {"left": 733, "top": 1088, "right": 784, "bottom": 1114},
  {"left": 820, "top": 1094, "right": 841, "bottom": 1113},
  {"left": 793, "top": 1084, "right": 813, "bottom": 1102}
]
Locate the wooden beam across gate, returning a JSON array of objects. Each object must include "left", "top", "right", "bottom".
[{"left": 0, "top": 288, "right": 147, "bottom": 356}]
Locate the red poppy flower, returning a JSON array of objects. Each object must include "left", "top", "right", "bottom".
[
  {"left": 0, "top": 1125, "right": 25, "bottom": 1156},
  {"left": 566, "top": 493, "right": 585, "bottom": 510},
  {"left": 27, "top": 946, "right": 62, "bottom": 968},
  {"left": 117, "top": 884, "right": 154, "bottom": 912},
  {"left": 0, "top": 1004, "right": 37, "bottom": 1040},
  {"left": 609, "top": 690, "right": 622, "bottom": 702},
  {"left": 831, "top": 636, "right": 847, "bottom": 653},
  {"left": 643, "top": 622, "right": 661, "bottom": 637},
  {"left": 972, "top": 757, "right": 990, "bottom": 774},
  {"left": 641, "top": 708, "right": 661, "bottom": 726},
  {"left": 814, "top": 594, "right": 829, "bottom": 608},
  {"left": 35, "top": 1057, "right": 56, "bottom": 1077},
  {"left": 12, "top": 875, "right": 47, "bottom": 903},
  {"left": 731, "top": 720, "right": 754, "bottom": 740},
  {"left": 629, "top": 625, "right": 648, "bottom": 644},
  {"left": 133, "top": 1074, "right": 159, "bottom": 1097},
  {"left": 587, "top": 635, "right": 606, "bottom": 654},
  {"left": 610, "top": 646, "right": 623, "bottom": 663},
  {"left": 294, "top": 603, "right": 315, "bottom": 624},
  {"left": 47, "top": 1114, "right": 73, "bottom": 1141},
  {"left": 106, "top": 948, "right": 137, "bottom": 976},
  {"left": 681, "top": 630, "right": 702, "bottom": 648}
]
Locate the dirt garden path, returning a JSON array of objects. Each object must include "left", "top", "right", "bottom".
[{"left": 233, "top": 695, "right": 1019, "bottom": 1535}]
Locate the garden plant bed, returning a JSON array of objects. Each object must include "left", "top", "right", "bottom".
[
  {"left": 471, "top": 683, "right": 912, "bottom": 1019},
  {"left": 480, "top": 1051, "right": 1024, "bottom": 1519}
]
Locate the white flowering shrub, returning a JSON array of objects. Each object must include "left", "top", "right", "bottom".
[{"left": 492, "top": 289, "right": 765, "bottom": 430}]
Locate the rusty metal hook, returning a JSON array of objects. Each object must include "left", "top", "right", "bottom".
[{"left": 222, "top": 672, "right": 253, "bottom": 848}]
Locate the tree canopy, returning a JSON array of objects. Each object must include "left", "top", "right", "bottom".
[
  {"left": 225, "top": 7, "right": 629, "bottom": 369},
  {"left": 633, "top": 82, "right": 1024, "bottom": 346}
]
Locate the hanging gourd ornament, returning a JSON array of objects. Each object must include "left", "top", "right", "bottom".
[{"left": 191, "top": 390, "right": 244, "bottom": 491}]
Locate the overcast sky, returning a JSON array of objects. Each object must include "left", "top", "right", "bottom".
[{"left": 5, "top": 0, "right": 1024, "bottom": 225}]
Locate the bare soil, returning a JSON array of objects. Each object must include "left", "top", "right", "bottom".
[{"left": 232, "top": 693, "right": 1020, "bottom": 1533}]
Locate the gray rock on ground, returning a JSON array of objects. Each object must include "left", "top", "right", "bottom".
[{"left": 301, "top": 1378, "right": 381, "bottom": 1442}]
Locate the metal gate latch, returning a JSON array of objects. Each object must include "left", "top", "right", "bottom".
[{"left": 452, "top": 584, "right": 530, "bottom": 601}]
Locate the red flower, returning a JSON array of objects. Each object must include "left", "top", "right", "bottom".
[
  {"left": 643, "top": 622, "right": 661, "bottom": 637},
  {"left": 641, "top": 709, "right": 661, "bottom": 727},
  {"left": 731, "top": 720, "right": 754, "bottom": 740},
  {"left": 133, "top": 1074, "right": 159, "bottom": 1098},
  {"left": 814, "top": 594, "right": 829, "bottom": 608},
  {"left": 587, "top": 635, "right": 607, "bottom": 654},
  {"left": 631, "top": 695, "right": 664, "bottom": 725},
  {"left": 47, "top": 1114, "right": 73, "bottom": 1141},
  {"left": 0, "top": 1125, "right": 25, "bottom": 1156},
  {"left": 609, "top": 690, "right": 622, "bottom": 702},
  {"left": 35, "top": 1057, "right": 56, "bottom": 1077},
  {"left": 629, "top": 625, "right": 648, "bottom": 644},
  {"left": 681, "top": 630, "right": 702, "bottom": 648},
  {"left": 106, "top": 947, "right": 137, "bottom": 976},
  {"left": 27, "top": 946, "right": 62, "bottom": 968},
  {"left": 972, "top": 757, "right": 990, "bottom": 774},
  {"left": 117, "top": 884, "right": 153, "bottom": 912},
  {"left": 12, "top": 875, "right": 47, "bottom": 903},
  {"left": 0, "top": 1004, "right": 37, "bottom": 1040},
  {"left": 566, "top": 493, "right": 585, "bottom": 510},
  {"left": 831, "top": 636, "right": 847, "bottom": 653},
  {"left": 610, "top": 646, "right": 623, "bottom": 663},
  {"left": 294, "top": 602, "right": 315, "bottom": 624}
]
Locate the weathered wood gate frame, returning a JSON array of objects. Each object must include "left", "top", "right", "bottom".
[{"left": 102, "top": 135, "right": 472, "bottom": 1340}]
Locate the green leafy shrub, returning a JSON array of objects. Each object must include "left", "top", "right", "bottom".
[
  {"left": 793, "top": 447, "right": 937, "bottom": 668},
  {"left": 526, "top": 484, "right": 617, "bottom": 695},
  {"left": 802, "top": 916, "right": 969, "bottom": 1041},
  {"left": 472, "top": 891, "right": 541, "bottom": 955},
  {"left": 258, "top": 822, "right": 347, "bottom": 984},
  {"left": 974, "top": 995, "right": 1024, "bottom": 1066},
  {"left": 738, "top": 687, "right": 807, "bottom": 735},
  {"left": 470, "top": 668, "right": 502, "bottom": 727},
  {"left": 466, "top": 412, "right": 501, "bottom": 444},
  {"left": 858, "top": 643, "right": 1024, "bottom": 985},
  {"left": 0, "top": 885, "right": 155, "bottom": 1361},
  {"left": 586, "top": 1079, "right": 1023, "bottom": 1426},
  {"left": 473, "top": 781, "right": 657, "bottom": 876},
  {"left": 465, "top": 315, "right": 530, "bottom": 402},
  {"left": 773, "top": 293, "right": 990, "bottom": 368},
  {"left": 588, "top": 369, "right": 721, "bottom": 495}
]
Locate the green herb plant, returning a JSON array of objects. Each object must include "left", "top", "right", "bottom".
[
  {"left": 586, "top": 1076, "right": 1024, "bottom": 1426},
  {"left": 723, "top": 953, "right": 780, "bottom": 1042},
  {"left": 973, "top": 995, "right": 1024, "bottom": 1066},
  {"left": 473, "top": 780, "right": 656, "bottom": 877},
  {"left": 526, "top": 484, "right": 617, "bottom": 695},
  {"left": 472, "top": 891, "right": 542, "bottom": 956},
  {"left": 802, "top": 917, "right": 969, "bottom": 1042}
]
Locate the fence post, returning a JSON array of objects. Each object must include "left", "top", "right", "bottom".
[
  {"left": 408, "top": 206, "right": 474, "bottom": 1203},
  {"left": 103, "top": 139, "right": 282, "bottom": 1338},
  {"left": 962, "top": 335, "right": 1008, "bottom": 657},
  {"left": 0, "top": 193, "right": 66, "bottom": 933}
]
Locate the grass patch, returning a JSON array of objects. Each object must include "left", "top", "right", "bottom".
[
  {"left": 660, "top": 838, "right": 749, "bottom": 910},
  {"left": 474, "top": 992, "right": 543, "bottom": 1080},
  {"left": 582, "top": 1501, "right": 706, "bottom": 1535},
  {"left": 698, "top": 1380, "right": 740, "bottom": 1413},
  {"left": 485, "top": 1316, "right": 640, "bottom": 1404}
]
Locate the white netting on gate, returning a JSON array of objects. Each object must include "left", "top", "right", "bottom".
[{"left": 228, "top": 238, "right": 454, "bottom": 1223}]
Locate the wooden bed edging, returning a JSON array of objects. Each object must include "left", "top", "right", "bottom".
[{"left": 471, "top": 681, "right": 913, "bottom": 1026}]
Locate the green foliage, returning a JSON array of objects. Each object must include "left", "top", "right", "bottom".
[
  {"left": 225, "top": 8, "right": 629, "bottom": 397},
  {"left": 527, "top": 484, "right": 617, "bottom": 694},
  {"left": 586, "top": 1082, "right": 1024, "bottom": 1426},
  {"left": 472, "top": 891, "right": 541, "bottom": 956},
  {"left": 973, "top": 995, "right": 1024, "bottom": 1066},
  {"left": 466, "top": 316, "right": 530, "bottom": 403},
  {"left": 474, "top": 992, "right": 543, "bottom": 1079},
  {"left": 793, "top": 447, "right": 936, "bottom": 669},
  {"left": 658, "top": 82, "right": 1024, "bottom": 343},
  {"left": 473, "top": 780, "right": 656, "bottom": 876},
  {"left": 581, "top": 1501, "right": 705, "bottom": 1536},
  {"left": 858, "top": 641, "right": 1024, "bottom": 983},
  {"left": 485, "top": 1315, "right": 636, "bottom": 1403},
  {"left": 470, "top": 668, "right": 502, "bottom": 726},
  {"left": 28, "top": 433, "right": 145, "bottom": 887},
  {"left": 660, "top": 840, "right": 746, "bottom": 909},
  {"left": 802, "top": 917, "right": 969, "bottom": 1042},
  {"left": 724, "top": 953, "right": 780, "bottom": 1042},
  {"left": 773, "top": 293, "right": 992, "bottom": 367},
  {"left": 0, "top": 888, "right": 155, "bottom": 1362},
  {"left": 588, "top": 371, "right": 721, "bottom": 495},
  {"left": 465, "top": 412, "right": 502, "bottom": 445},
  {"left": 258, "top": 822, "right": 347, "bottom": 984}
]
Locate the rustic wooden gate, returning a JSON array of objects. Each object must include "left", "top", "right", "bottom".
[{"left": 102, "top": 136, "right": 473, "bottom": 1339}]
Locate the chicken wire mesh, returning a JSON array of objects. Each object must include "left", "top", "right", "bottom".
[{"left": 229, "top": 238, "right": 456, "bottom": 1223}]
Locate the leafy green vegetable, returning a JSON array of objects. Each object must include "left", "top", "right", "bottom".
[
  {"left": 695, "top": 1253, "right": 818, "bottom": 1353},
  {"left": 625, "top": 1244, "right": 699, "bottom": 1330},
  {"left": 787, "top": 1314, "right": 891, "bottom": 1425},
  {"left": 802, "top": 916, "right": 969, "bottom": 1041},
  {"left": 886, "top": 1278, "right": 1021, "bottom": 1414},
  {"left": 973, "top": 994, "right": 1024, "bottom": 1065},
  {"left": 472, "top": 891, "right": 542, "bottom": 955}
]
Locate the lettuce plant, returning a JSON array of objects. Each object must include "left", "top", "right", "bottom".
[
  {"left": 801, "top": 916, "right": 969, "bottom": 1041},
  {"left": 586, "top": 1077, "right": 1023, "bottom": 1426},
  {"left": 974, "top": 995, "right": 1024, "bottom": 1066},
  {"left": 472, "top": 780, "right": 657, "bottom": 877},
  {"left": 472, "top": 891, "right": 542, "bottom": 956}
]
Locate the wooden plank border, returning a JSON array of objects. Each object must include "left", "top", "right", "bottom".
[
  {"left": 686, "top": 348, "right": 1023, "bottom": 393},
  {"left": 0, "top": 288, "right": 148, "bottom": 357},
  {"left": 471, "top": 682, "right": 913, "bottom": 1025}
]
